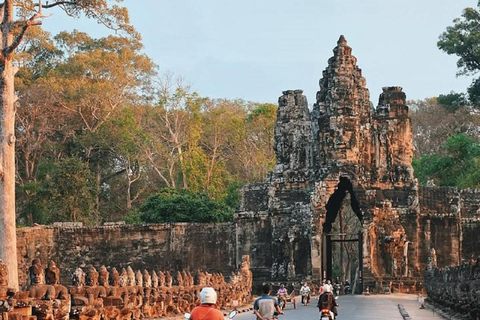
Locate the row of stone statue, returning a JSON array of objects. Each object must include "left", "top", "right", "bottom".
[
  {"left": 423, "top": 256, "right": 480, "bottom": 320},
  {"left": 0, "top": 255, "right": 253, "bottom": 320}
]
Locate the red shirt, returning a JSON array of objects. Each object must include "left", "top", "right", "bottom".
[{"left": 189, "top": 304, "right": 224, "bottom": 320}]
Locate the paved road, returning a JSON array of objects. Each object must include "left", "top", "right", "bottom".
[{"left": 232, "top": 294, "right": 445, "bottom": 320}]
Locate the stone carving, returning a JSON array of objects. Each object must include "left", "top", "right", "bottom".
[
  {"left": 28, "top": 259, "right": 56, "bottom": 320},
  {"left": 425, "top": 258, "right": 480, "bottom": 320},
  {"left": 45, "top": 261, "right": 70, "bottom": 320},
  {"left": 165, "top": 272, "right": 172, "bottom": 288}
]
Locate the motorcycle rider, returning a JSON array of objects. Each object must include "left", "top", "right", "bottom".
[
  {"left": 188, "top": 287, "right": 224, "bottom": 320},
  {"left": 276, "top": 284, "right": 288, "bottom": 309},
  {"left": 300, "top": 282, "right": 311, "bottom": 305},
  {"left": 334, "top": 277, "right": 341, "bottom": 296},
  {"left": 254, "top": 284, "right": 283, "bottom": 320},
  {"left": 317, "top": 284, "right": 338, "bottom": 319},
  {"left": 344, "top": 280, "right": 351, "bottom": 294}
]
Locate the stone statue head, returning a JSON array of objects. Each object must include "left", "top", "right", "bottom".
[
  {"left": 99, "top": 265, "right": 109, "bottom": 286},
  {"left": 143, "top": 270, "right": 151, "bottom": 288},
  {"left": 0, "top": 260, "right": 8, "bottom": 287},
  {"left": 119, "top": 268, "right": 128, "bottom": 287},
  {"left": 85, "top": 265, "right": 99, "bottom": 286},
  {"left": 72, "top": 268, "right": 85, "bottom": 286},
  {"left": 127, "top": 267, "right": 135, "bottom": 286},
  {"left": 135, "top": 270, "right": 143, "bottom": 286},
  {"left": 29, "top": 258, "right": 44, "bottom": 285},
  {"left": 45, "top": 260, "right": 60, "bottom": 285},
  {"left": 151, "top": 271, "right": 158, "bottom": 288},
  {"left": 110, "top": 267, "right": 119, "bottom": 286}
]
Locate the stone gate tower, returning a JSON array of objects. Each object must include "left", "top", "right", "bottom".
[{"left": 235, "top": 35, "right": 419, "bottom": 291}]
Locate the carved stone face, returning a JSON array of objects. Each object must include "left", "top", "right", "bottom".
[
  {"left": 99, "top": 270, "right": 109, "bottom": 286},
  {"left": 111, "top": 268, "right": 119, "bottom": 286},
  {"left": 30, "top": 261, "right": 44, "bottom": 285},
  {"left": 86, "top": 267, "right": 99, "bottom": 286}
]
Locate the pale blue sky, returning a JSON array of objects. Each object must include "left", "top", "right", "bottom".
[{"left": 42, "top": 0, "right": 476, "bottom": 106}]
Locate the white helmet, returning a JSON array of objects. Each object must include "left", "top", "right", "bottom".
[
  {"left": 323, "top": 285, "right": 331, "bottom": 293},
  {"left": 200, "top": 287, "right": 217, "bottom": 304}
]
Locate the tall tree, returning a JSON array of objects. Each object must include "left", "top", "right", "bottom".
[
  {"left": 0, "top": 0, "right": 133, "bottom": 289},
  {"left": 438, "top": 2, "right": 480, "bottom": 105}
]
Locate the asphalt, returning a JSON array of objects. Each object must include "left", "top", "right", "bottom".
[{"left": 166, "top": 293, "right": 459, "bottom": 320}]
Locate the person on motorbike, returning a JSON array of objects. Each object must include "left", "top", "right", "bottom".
[
  {"left": 300, "top": 282, "right": 311, "bottom": 305},
  {"left": 276, "top": 284, "right": 288, "bottom": 309},
  {"left": 317, "top": 284, "right": 338, "bottom": 319},
  {"left": 254, "top": 284, "right": 283, "bottom": 320},
  {"left": 344, "top": 280, "right": 351, "bottom": 294},
  {"left": 334, "top": 277, "right": 341, "bottom": 296},
  {"left": 188, "top": 287, "right": 224, "bottom": 320}
]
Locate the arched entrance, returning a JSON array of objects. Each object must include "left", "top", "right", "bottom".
[{"left": 321, "top": 177, "right": 363, "bottom": 293}]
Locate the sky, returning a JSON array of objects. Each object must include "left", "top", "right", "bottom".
[{"left": 41, "top": 0, "right": 477, "bottom": 106}]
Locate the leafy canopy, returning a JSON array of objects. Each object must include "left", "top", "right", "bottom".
[
  {"left": 126, "top": 188, "right": 234, "bottom": 224},
  {"left": 413, "top": 133, "right": 480, "bottom": 188},
  {"left": 438, "top": 2, "right": 480, "bottom": 105}
]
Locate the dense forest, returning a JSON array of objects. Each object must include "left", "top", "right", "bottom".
[{"left": 11, "top": 3, "right": 480, "bottom": 226}]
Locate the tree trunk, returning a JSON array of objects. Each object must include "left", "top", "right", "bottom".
[{"left": 0, "top": 57, "right": 19, "bottom": 290}]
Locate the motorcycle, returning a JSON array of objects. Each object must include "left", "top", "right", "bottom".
[
  {"left": 344, "top": 284, "right": 351, "bottom": 294},
  {"left": 277, "top": 294, "right": 287, "bottom": 310},
  {"left": 184, "top": 310, "right": 237, "bottom": 320},
  {"left": 319, "top": 296, "right": 338, "bottom": 320},
  {"left": 301, "top": 292, "right": 310, "bottom": 306},
  {"left": 334, "top": 283, "right": 341, "bottom": 296}
]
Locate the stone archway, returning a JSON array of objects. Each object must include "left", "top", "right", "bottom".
[{"left": 321, "top": 177, "right": 363, "bottom": 287}]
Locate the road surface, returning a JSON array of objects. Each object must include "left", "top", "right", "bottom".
[{"left": 232, "top": 293, "right": 445, "bottom": 320}]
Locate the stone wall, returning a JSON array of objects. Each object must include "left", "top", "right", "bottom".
[
  {"left": 424, "top": 258, "right": 480, "bottom": 320},
  {"left": 16, "top": 223, "right": 236, "bottom": 289}
]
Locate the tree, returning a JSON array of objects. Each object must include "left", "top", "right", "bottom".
[
  {"left": 130, "top": 188, "right": 234, "bottom": 224},
  {"left": 34, "top": 157, "right": 98, "bottom": 225},
  {"left": 438, "top": 2, "right": 480, "bottom": 105},
  {"left": 0, "top": 0, "right": 133, "bottom": 289},
  {"left": 413, "top": 133, "right": 480, "bottom": 187},
  {"left": 437, "top": 91, "right": 469, "bottom": 112}
]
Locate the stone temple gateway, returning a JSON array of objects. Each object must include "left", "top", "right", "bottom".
[
  {"left": 11, "top": 36, "right": 480, "bottom": 295},
  {"left": 235, "top": 35, "right": 466, "bottom": 292}
]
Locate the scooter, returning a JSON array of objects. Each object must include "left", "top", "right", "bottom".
[
  {"left": 320, "top": 308, "right": 334, "bottom": 320},
  {"left": 334, "top": 283, "right": 341, "bottom": 296},
  {"left": 344, "top": 284, "right": 351, "bottom": 294},
  {"left": 319, "top": 296, "right": 338, "bottom": 320},
  {"left": 277, "top": 294, "right": 287, "bottom": 310},
  {"left": 184, "top": 310, "right": 237, "bottom": 320},
  {"left": 301, "top": 292, "right": 310, "bottom": 306}
]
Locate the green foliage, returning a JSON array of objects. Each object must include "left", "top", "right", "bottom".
[
  {"left": 223, "top": 182, "right": 242, "bottom": 211},
  {"left": 413, "top": 133, "right": 480, "bottom": 187},
  {"left": 438, "top": 3, "right": 480, "bottom": 105},
  {"left": 131, "top": 188, "right": 234, "bottom": 224},
  {"left": 32, "top": 158, "right": 98, "bottom": 225},
  {"left": 14, "top": 30, "right": 277, "bottom": 225},
  {"left": 437, "top": 91, "right": 469, "bottom": 112}
]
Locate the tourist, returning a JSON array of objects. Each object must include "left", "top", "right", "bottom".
[
  {"left": 317, "top": 284, "right": 338, "bottom": 319},
  {"left": 300, "top": 282, "right": 311, "bottom": 305},
  {"left": 188, "top": 287, "right": 224, "bottom": 320},
  {"left": 276, "top": 284, "right": 288, "bottom": 309},
  {"left": 254, "top": 284, "right": 283, "bottom": 320}
]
